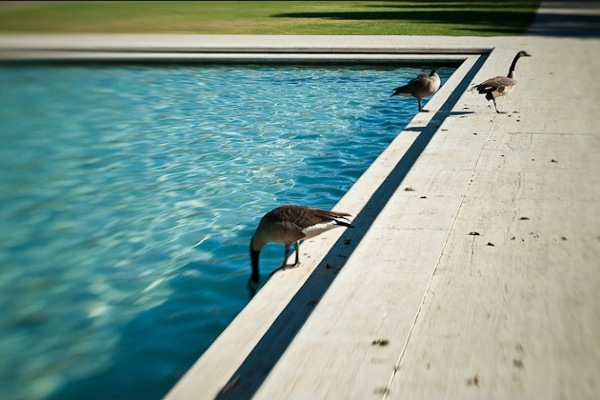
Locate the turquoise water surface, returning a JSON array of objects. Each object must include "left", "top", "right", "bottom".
[{"left": 0, "top": 64, "right": 454, "bottom": 399}]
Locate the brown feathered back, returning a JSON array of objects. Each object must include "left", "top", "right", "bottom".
[{"left": 269, "top": 205, "right": 352, "bottom": 229}]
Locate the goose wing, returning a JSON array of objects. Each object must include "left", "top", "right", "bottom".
[
  {"left": 474, "top": 76, "right": 517, "bottom": 93},
  {"left": 270, "top": 205, "right": 353, "bottom": 230},
  {"left": 307, "top": 208, "right": 354, "bottom": 229},
  {"left": 392, "top": 74, "right": 439, "bottom": 97},
  {"left": 392, "top": 74, "right": 428, "bottom": 92}
]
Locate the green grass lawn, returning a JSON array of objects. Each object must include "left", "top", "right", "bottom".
[{"left": 0, "top": 1, "right": 540, "bottom": 35}]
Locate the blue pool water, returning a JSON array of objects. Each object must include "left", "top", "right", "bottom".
[{"left": 0, "top": 63, "right": 454, "bottom": 399}]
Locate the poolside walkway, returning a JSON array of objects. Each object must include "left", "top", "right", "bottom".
[{"left": 2, "top": 2, "right": 598, "bottom": 398}]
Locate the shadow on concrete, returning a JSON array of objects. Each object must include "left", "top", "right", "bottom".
[{"left": 214, "top": 53, "right": 489, "bottom": 400}]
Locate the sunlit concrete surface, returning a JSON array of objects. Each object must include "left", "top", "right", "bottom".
[{"left": 2, "top": 2, "right": 598, "bottom": 398}]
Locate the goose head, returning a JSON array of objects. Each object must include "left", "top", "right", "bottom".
[
  {"left": 508, "top": 50, "right": 532, "bottom": 78},
  {"left": 517, "top": 50, "right": 532, "bottom": 58}
]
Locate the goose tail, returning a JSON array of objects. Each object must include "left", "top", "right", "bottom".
[{"left": 334, "top": 219, "right": 354, "bottom": 229}]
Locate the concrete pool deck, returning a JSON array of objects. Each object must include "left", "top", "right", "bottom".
[{"left": 2, "top": 3, "right": 599, "bottom": 398}]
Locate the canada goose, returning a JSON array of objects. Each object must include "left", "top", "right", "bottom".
[
  {"left": 472, "top": 50, "right": 531, "bottom": 113},
  {"left": 390, "top": 70, "right": 441, "bottom": 112},
  {"left": 248, "top": 205, "right": 354, "bottom": 296}
]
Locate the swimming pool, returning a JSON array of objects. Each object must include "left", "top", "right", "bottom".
[{"left": 0, "top": 64, "right": 454, "bottom": 399}]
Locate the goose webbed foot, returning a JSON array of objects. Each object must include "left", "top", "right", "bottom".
[
  {"left": 492, "top": 99, "right": 504, "bottom": 114},
  {"left": 269, "top": 242, "right": 301, "bottom": 277}
]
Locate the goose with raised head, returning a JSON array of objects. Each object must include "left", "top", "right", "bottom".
[
  {"left": 390, "top": 70, "right": 441, "bottom": 112},
  {"left": 248, "top": 205, "right": 354, "bottom": 297},
  {"left": 473, "top": 50, "right": 531, "bottom": 113}
]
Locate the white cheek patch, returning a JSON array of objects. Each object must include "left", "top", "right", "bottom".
[{"left": 301, "top": 221, "right": 341, "bottom": 239}]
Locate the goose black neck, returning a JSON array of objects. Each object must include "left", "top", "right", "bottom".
[
  {"left": 507, "top": 54, "right": 521, "bottom": 79},
  {"left": 250, "top": 238, "right": 260, "bottom": 284}
]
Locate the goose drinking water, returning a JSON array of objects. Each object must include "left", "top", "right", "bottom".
[{"left": 248, "top": 205, "right": 354, "bottom": 297}]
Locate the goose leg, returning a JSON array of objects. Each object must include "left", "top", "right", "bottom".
[
  {"left": 269, "top": 243, "right": 291, "bottom": 277},
  {"left": 269, "top": 242, "right": 301, "bottom": 277},
  {"left": 493, "top": 98, "right": 505, "bottom": 114},
  {"left": 417, "top": 99, "right": 423, "bottom": 112},
  {"left": 292, "top": 241, "right": 300, "bottom": 267}
]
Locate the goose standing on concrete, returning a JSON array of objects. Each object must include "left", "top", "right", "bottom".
[
  {"left": 472, "top": 50, "right": 531, "bottom": 113},
  {"left": 248, "top": 205, "right": 354, "bottom": 296},
  {"left": 390, "top": 70, "right": 441, "bottom": 112}
]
